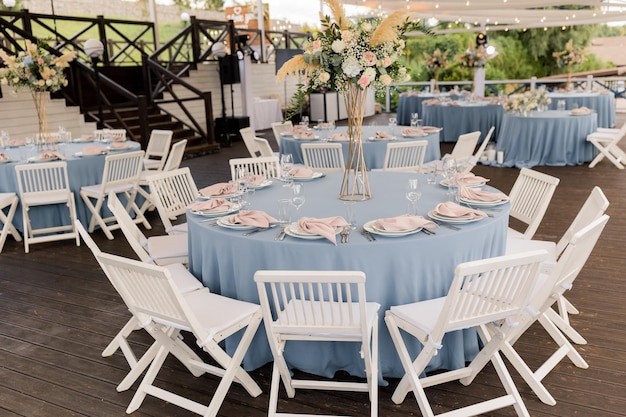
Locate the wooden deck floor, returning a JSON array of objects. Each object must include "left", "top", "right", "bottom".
[{"left": 1, "top": 115, "right": 625, "bottom": 417}]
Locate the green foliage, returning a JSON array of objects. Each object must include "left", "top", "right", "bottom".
[{"left": 172, "top": 0, "right": 224, "bottom": 11}]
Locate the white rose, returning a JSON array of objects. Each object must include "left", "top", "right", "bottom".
[
  {"left": 341, "top": 30, "right": 354, "bottom": 42},
  {"left": 342, "top": 56, "right": 362, "bottom": 78},
  {"left": 318, "top": 71, "right": 330, "bottom": 83},
  {"left": 361, "top": 22, "right": 372, "bottom": 32},
  {"left": 331, "top": 40, "right": 345, "bottom": 53},
  {"left": 364, "top": 67, "right": 376, "bottom": 80},
  {"left": 379, "top": 74, "right": 392, "bottom": 86}
]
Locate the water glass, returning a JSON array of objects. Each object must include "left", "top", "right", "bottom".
[
  {"left": 410, "top": 113, "right": 419, "bottom": 127},
  {"left": 344, "top": 201, "right": 357, "bottom": 230},
  {"left": 388, "top": 117, "right": 397, "bottom": 135},
  {"left": 557, "top": 100, "right": 566, "bottom": 111},
  {"left": 277, "top": 198, "right": 292, "bottom": 226},
  {"left": 405, "top": 178, "right": 422, "bottom": 215},
  {"left": 280, "top": 153, "right": 294, "bottom": 186},
  {"left": 290, "top": 183, "right": 305, "bottom": 212},
  {"left": 426, "top": 166, "right": 438, "bottom": 185},
  {"left": 300, "top": 115, "right": 309, "bottom": 127}
]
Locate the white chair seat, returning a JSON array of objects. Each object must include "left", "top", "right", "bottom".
[
  {"left": 80, "top": 182, "right": 136, "bottom": 197},
  {"left": 143, "top": 159, "right": 162, "bottom": 170},
  {"left": 22, "top": 192, "right": 72, "bottom": 206},
  {"left": 145, "top": 233, "right": 188, "bottom": 262},
  {"left": 164, "top": 263, "right": 203, "bottom": 293},
  {"left": 388, "top": 297, "right": 445, "bottom": 336}
]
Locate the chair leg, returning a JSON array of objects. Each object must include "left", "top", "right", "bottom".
[
  {"left": 80, "top": 192, "right": 114, "bottom": 239},
  {"left": 0, "top": 198, "right": 21, "bottom": 252},
  {"left": 124, "top": 190, "right": 152, "bottom": 230},
  {"left": 545, "top": 305, "right": 587, "bottom": 345}
]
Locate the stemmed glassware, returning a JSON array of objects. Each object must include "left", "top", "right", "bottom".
[
  {"left": 405, "top": 178, "right": 422, "bottom": 216},
  {"left": 300, "top": 115, "right": 309, "bottom": 127},
  {"left": 441, "top": 156, "right": 458, "bottom": 202},
  {"left": 280, "top": 153, "right": 294, "bottom": 186},
  {"left": 236, "top": 167, "right": 251, "bottom": 207},
  {"left": 290, "top": 183, "right": 305, "bottom": 213},
  {"left": 410, "top": 113, "right": 419, "bottom": 127},
  {"left": 388, "top": 116, "right": 397, "bottom": 136}
]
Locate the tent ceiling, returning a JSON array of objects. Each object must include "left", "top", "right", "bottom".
[{"left": 342, "top": 0, "right": 626, "bottom": 32}]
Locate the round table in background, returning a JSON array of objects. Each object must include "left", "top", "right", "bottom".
[
  {"left": 422, "top": 101, "right": 503, "bottom": 142},
  {"left": 548, "top": 92, "right": 615, "bottom": 128}
]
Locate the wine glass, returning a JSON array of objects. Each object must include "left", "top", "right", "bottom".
[
  {"left": 290, "top": 183, "right": 305, "bottom": 213},
  {"left": 405, "top": 178, "right": 422, "bottom": 216},
  {"left": 441, "top": 156, "right": 458, "bottom": 201},
  {"left": 388, "top": 116, "right": 397, "bottom": 135},
  {"left": 410, "top": 113, "right": 419, "bottom": 127},
  {"left": 300, "top": 115, "right": 309, "bottom": 127},
  {"left": 280, "top": 153, "right": 294, "bottom": 186}
]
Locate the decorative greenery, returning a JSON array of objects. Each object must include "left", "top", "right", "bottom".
[
  {"left": 0, "top": 39, "right": 75, "bottom": 93},
  {"left": 277, "top": 0, "right": 425, "bottom": 120}
]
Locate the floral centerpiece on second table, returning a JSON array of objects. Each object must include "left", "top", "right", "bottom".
[
  {"left": 552, "top": 39, "right": 586, "bottom": 90},
  {"left": 423, "top": 48, "right": 449, "bottom": 92},
  {"left": 0, "top": 40, "right": 76, "bottom": 150},
  {"left": 503, "top": 87, "right": 552, "bottom": 116},
  {"left": 277, "top": 0, "right": 421, "bottom": 201}
]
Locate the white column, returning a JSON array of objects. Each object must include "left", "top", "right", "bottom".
[{"left": 473, "top": 67, "right": 485, "bottom": 97}]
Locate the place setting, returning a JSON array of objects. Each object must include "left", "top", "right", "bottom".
[
  {"left": 73, "top": 145, "right": 108, "bottom": 157},
  {"left": 290, "top": 166, "right": 325, "bottom": 181},
  {"left": 187, "top": 197, "right": 241, "bottom": 217}
]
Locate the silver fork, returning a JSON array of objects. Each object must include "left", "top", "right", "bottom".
[{"left": 340, "top": 228, "right": 350, "bottom": 243}]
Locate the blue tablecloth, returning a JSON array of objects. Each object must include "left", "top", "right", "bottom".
[
  {"left": 548, "top": 92, "right": 615, "bottom": 128},
  {"left": 187, "top": 171, "right": 509, "bottom": 382},
  {"left": 422, "top": 102, "right": 504, "bottom": 142},
  {"left": 0, "top": 141, "right": 141, "bottom": 232},
  {"left": 496, "top": 110, "right": 597, "bottom": 168},
  {"left": 279, "top": 125, "right": 441, "bottom": 169}
]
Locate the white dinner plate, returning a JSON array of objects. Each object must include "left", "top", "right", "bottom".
[
  {"left": 367, "top": 136, "right": 397, "bottom": 141},
  {"left": 248, "top": 179, "right": 272, "bottom": 189},
  {"left": 284, "top": 223, "right": 341, "bottom": 240},
  {"left": 458, "top": 196, "right": 509, "bottom": 207},
  {"left": 293, "top": 135, "right": 320, "bottom": 140},
  {"left": 428, "top": 210, "right": 485, "bottom": 224},
  {"left": 401, "top": 132, "right": 428, "bottom": 138},
  {"left": 293, "top": 172, "right": 325, "bottom": 181},
  {"left": 73, "top": 137, "right": 95, "bottom": 143},
  {"left": 440, "top": 179, "right": 486, "bottom": 188},
  {"left": 191, "top": 203, "right": 241, "bottom": 217},
  {"left": 216, "top": 215, "right": 257, "bottom": 230},
  {"left": 0, "top": 158, "right": 13, "bottom": 164},
  {"left": 27, "top": 156, "right": 60, "bottom": 163},
  {"left": 74, "top": 150, "right": 107, "bottom": 157},
  {"left": 198, "top": 191, "right": 241, "bottom": 200},
  {"left": 107, "top": 144, "right": 134, "bottom": 151},
  {"left": 363, "top": 220, "right": 422, "bottom": 237}
]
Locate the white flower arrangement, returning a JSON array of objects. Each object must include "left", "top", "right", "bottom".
[
  {"left": 277, "top": 0, "right": 422, "bottom": 109},
  {"left": 0, "top": 40, "right": 75, "bottom": 93},
  {"left": 503, "top": 88, "right": 551, "bottom": 114}
]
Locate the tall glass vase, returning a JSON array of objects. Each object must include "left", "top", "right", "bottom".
[
  {"left": 339, "top": 83, "right": 371, "bottom": 201},
  {"left": 32, "top": 90, "right": 54, "bottom": 151}
]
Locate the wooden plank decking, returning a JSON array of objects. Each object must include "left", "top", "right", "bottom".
[{"left": 0, "top": 115, "right": 625, "bottom": 417}]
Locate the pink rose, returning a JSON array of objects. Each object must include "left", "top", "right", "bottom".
[
  {"left": 363, "top": 51, "right": 377, "bottom": 66},
  {"left": 358, "top": 75, "right": 371, "bottom": 88}
]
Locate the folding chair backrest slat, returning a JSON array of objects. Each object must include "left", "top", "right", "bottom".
[
  {"left": 15, "top": 161, "right": 71, "bottom": 195},
  {"left": 148, "top": 167, "right": 198, "bottom": 225},
  {"left": 230, "top": 156, "right": 280, "bottom": 181},
  {"left": 100, "top": 151, "right": 145, "bottom": 189},
  {"left": 301, "top": 143, "right": 345, "bottom": 172},
  {"left": 383, "top": 140, "right": 428, "bottom": 172},
  {"left": 162, "top": 139, "right": 187, "bottom": 172}
]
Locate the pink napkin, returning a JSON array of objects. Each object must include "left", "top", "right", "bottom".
[
  {"left": 374, "top": 214, "right": 437, "bottom": 231},
  {"left": 327, "top": 133, "right": 348, "bottom": 141},
  {"left": 79, "top": 134, "right": 94, "bottom": 141},
  {"left": 200, "top": 182, "right": 238, "bottom": 197},
  {"left": 459, "top": 186, "right": 508, "bottom": 202},
  {"left": 240, "top": 174, "right": 266, "bottom": 186},
  {"left": 295, "top": 131, "right": 316, "bottom": 139},
  {"left": 292, "top": 125, "right": 308, "bottom": 133},
  {"left": 291, "top": 166, "right": 315, "bottom": 178},
  {"left": 435, "top": 201, "right": 487, "bottom": 219},
  {"left": 109, "top": 141, "right": 131, "bottom": 149},
  {"left": 448, "top": 101, "right": 460, "bottom": 106},
  {"left": 375, "top": 131, "right": 393, "bottom": 139},
  {"left": 422, "top": 126, "right": 441, "bottom": 132},
  {"left": 423, "top": 99, "right": 441, "bottom": 105},
  {"left": 456, "top": 173, "right": 489, "bottom": 186},
  {"left": 297, "top": 216, "right": 350, "bottom": 245},
  {"left": 40, "top": 151, "right": 66, "bottom": 161},
  {"left": 229, "top": 210, "right": 277, "bottom": 227},
  {"left": 7, "top": 139, "right": 25, "bottom": 147},
  {"left": 570, "top": 106, "right": 593, "bottom": 115},
  {"left": 82, "top": 146, "right": 107, "bottom": 155},
  {"left": 401, "top": 127, "right": 424, "bottom": 136},
  {"left": 0, "top": 153, "right": 8, "bottom": 161},
  {"left": 188, "top": 198, "right": 233, "bottom": 212}
]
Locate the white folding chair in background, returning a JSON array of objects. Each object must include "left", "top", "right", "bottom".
[
  {"left": 254, "top": 136, "right": 278, "bottom": 157},
  {"left": 94, "top": 129, "right": 127, "bottom": 142},
  {"left": 301, "top": 142, "right": 345, "bottom": 172},
  {"left": 147, "top": 167, "right": 199, "bottom": 235},
  {"left": 385, "top": 250, "right": 548, "bottom": 417},
  {"left": 382, "top": 140, "right": 428, "bottom": 172},
  {"left": 586, "top": 121, "right": 626, "bottom": 169},
  {"left": 229, "top": 156, "right": 280, "bottom": 181},
  {"left": 255, "top": 270, "right": 380, "bottom": 417},
  {"left": 137, "top": 139, "right": 188, "bottom": 215},
  {"left": 96, "top": 251, "right": 262, "bottom": 416},
  {"left": 450, "top": 130, "right": 481, "bottom": 170},
  {"left": 460, "top": 126, "right": 495, "bottom": 174},
  {"left": 75, "top": 219, "right": 204, "bottom": 392},
  {"left": 143, "top": 129, "right": 173, "bottom": 171},
  {"left": 80, "top": 150, "right": 149, "bottom": 239},
  {"left": 239, "top": 126, "right": 264, "bottom": 158},
  {"left": 507, "top": 167, "right": 560, "bottom": 240},
  {"left": 0, "top": 192, "right": 21, "bottom": 252},
  {"left": 14, "top": 161, "right": 79, "bottom": 253},
  {"left": 506, "top": 186, "right": 609, "bottom": 344},
  {"left": 488, "top": 215, "right": 610, "bottom": 406},
  {"left": 271, "top": 120, "right": 293, "bottom": 148},
  {"left": 107, "top": 192, "right": 188, "bottom": 266}
]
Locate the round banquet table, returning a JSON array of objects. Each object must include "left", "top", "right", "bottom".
[
  {"left": 279, "top": 125, "right": 441, "bottom": 168},
  {"left": 496, "top": 110, "right": 597, "bottom": 168},
  {"left": 0, "top": 140, "right": 141, "bottom": 232},
  {"left": 422, "top": 101, "right": 504, "bottom": 142},
  {"left": 548, "top": 91, "right": 615, "bottom": 128},
  {"left": 187, "top": 171, "right": 509, "bottom": 382},
  {"left": 396, "top": 93, "right": 458, "bottom": 125}
]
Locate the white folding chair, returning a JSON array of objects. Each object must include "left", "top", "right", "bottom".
[
  {"left": 255, "top": 270, "right": 380, "bottom": 417},
  {"left": 143, "top": 129, "right": 173, "bottom": 170},
  {"left": 254, "top": 136, "right": 277, "bottom": 157},
  {"left": 240, "top": 126, "right": 264, "bottom": 158},
  {"left": 507, "top": 167, "right": 560, "bottom": 240},
  {"left": 586, "top": 121, "right": 626, "bottom": 169},
  {"left": 460, "top": 126, "right": 495, "bottom": 174},
  {"left": 94, "top": 129, "right": 127, "bottom": 142},
  {"left": 271, "top": 120, "right": 293, "bottom": 148},
  {"left": 506, "top": 186, "right": 609, "bottom": 344},
  {"left": 107, "top": 192, "right": 188, "bottom": 266},
  {"left": 0, "top": 192, "right": 22, "bottom": 252},
  {"left": 385, "top": 250, "right": 548, "bottom": 417},
  {"left": 450, "top": 131, "right": 481, "bottom": 169},
  {"left": 96, "top": 251, "right": 262, "bottom": 416},
  {"left": 14, "top": 161, "right": 79, "bottom": 253},
  {"left": 229, "top": 156, "right": 280, "bottom": 181},
  {"left": 382, "top": 140, "right": 428, "bottom": 172},
  {"left": 301, "top": 142, "right": 345, "bottom": 172},
  {"left": 147, "top": 167, "right": 199, "bottom": 235},
  {"left": 80, "top": 150, "right": 149, "bottom": 240},
  {"left": 488, "top": 215, "right": 609, "bottom": 406},
  {"left": 75, "top": 219, "right": 204, "bottom": 392},
  {"left": 137, "top": 139, "right": 188, "bottom": 215}
]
